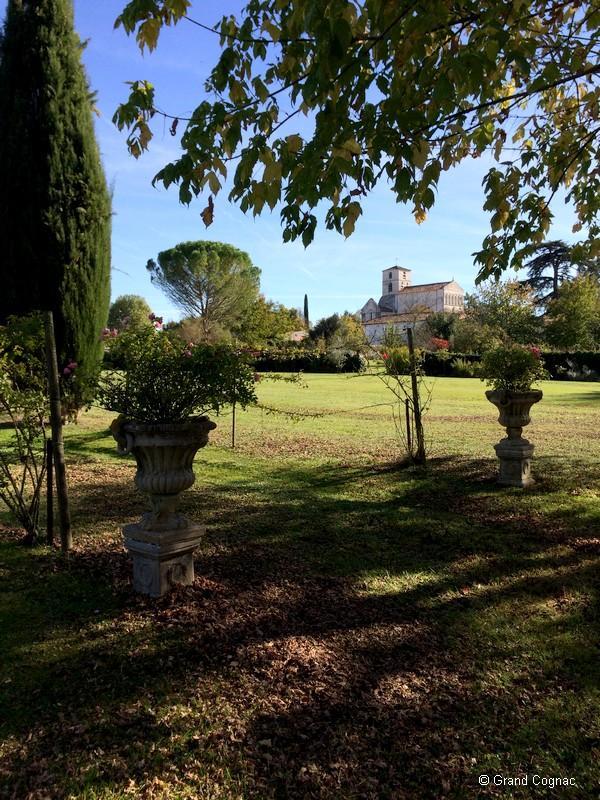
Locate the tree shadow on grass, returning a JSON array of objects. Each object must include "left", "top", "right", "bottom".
[
  {"left": 61, "top": 427, "right": 124, "bottom": 462},
  {"left": 1, "top": 455, "right": 599, "bottom": 798}
]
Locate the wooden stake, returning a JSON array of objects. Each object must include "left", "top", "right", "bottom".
[
  {"left": 46, "top": 438, "right": 54, "bottom": 546},
  {"left": 43, "top": 311, "right": 72, "bottom": 552},
  {"left": 407, "top": 327, "right": 426, "bottom": 465},
  {"left": 405, "top": 398, "right": 412, "bottom": 455},
  {"left": 231, "top": 399, "right": 236, "bottom": 449}
]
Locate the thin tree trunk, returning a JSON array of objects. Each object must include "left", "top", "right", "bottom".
[
  {"left": 407, "top": 327, "right": 426, "bottom": 465},
  {"left": 43, "top": 311, "right": 72, "bottom": 552}
]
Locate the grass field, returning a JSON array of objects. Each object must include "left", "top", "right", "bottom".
[{"left": 1, "top": 375, "right": 599, "bottom": 799}]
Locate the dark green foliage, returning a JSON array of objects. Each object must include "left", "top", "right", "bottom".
[
  {"left": 0, "top": 0, "right": 111, "bottom": 406},
  {"left": 425, "top": 312, "right": 460, "bottom": 340},
  {"left": 421, "top": 352, "right": 481, "bottom": 377},
  {"left": 523, "top": 240, "right": 576, "bottom": 304},
  {"left": 303, "top": 294, "right": 309, "bottom": 328},
  {"left": 541, "top": 351, "right": 600, "bottom": 381},
  {"left": 309, "top": 314, "right": 340, "bottom": 343}
]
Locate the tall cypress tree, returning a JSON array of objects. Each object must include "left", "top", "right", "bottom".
[
  {"left": 303, "top": 294, "right": 309, "bottom": 328},
  {"left": 0, "top": 0, "right": 111, "bottom": 405}
]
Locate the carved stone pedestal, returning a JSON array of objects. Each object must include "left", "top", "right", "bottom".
[
  {"left": 493, "top": 437, "right": 535, "bottom": 488},
  {"left": 486, "top": 389, "right": 542, "bottom": 489},
  {"left": 123, "top": 522, "right": 204, "bottom": 597},
  {"left": 111, "top": 416, "right": 216, "bottom": 597}
]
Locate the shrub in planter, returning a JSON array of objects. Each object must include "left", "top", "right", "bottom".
[
  {"left": 480, "top": 344, "right": 546, "bottom": 393},
  {"left": 480, "top": 344, "right": 546, "bottom": 488},
  {"left": 97, "top": 327, "right": 257, "bottom": 597},
  {"left": 98, "top": 327, "right": 256, "bottom": 424}
]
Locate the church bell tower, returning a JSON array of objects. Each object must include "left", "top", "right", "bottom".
[{"left": 381, "top": 266, "right": 411, "bottom": 295}]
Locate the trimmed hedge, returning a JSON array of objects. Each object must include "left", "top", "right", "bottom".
[
  {"left": 106, "top": 345, "right": 600, "bottom": 380},
  {"left": 421, "top": 351, "right": 600, "bottom": 380},
  {"left": 421, "top": 352, "right": 480, "bottom": 377},
  {"left": 253, "top": 349, "right": 367, "bottom": 373},
  {"left": 540, "top": 351, "right": 600, "bottom": 381}
]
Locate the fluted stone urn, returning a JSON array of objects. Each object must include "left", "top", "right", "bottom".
[
  {"left": 111, "top": 416, "right": 216, "bottom": 596},
  {"left": 486, "top": 390, "right": 542, "bottom": 488}
]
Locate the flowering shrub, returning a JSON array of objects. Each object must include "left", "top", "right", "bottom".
[
  {"left": 0, "top": 317, "right": 48, "bottom": 540},
  {"left": 480, "top": 344, "right": 547, "bottom": 392},
  {"left": 430, "top": 337, "right": 450, "bottom": 351},
  {"left": 148, "top": 313, "right": 163, "bottom": 329},
  {"left": 382, "top": 346, "right": 416, "bottom": 376},
  {"left": 62, "top": 360, "right": 78, "bottom": 377},
  {"left": 101, "top": 327, "right": 119, "bottom": 340},
  {"left": 97, "top": 327, "right": 256, "bottom": 423}
]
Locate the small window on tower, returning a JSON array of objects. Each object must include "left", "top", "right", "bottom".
[
  {"left": 388, "top": 283, "right": 392, "bottom": 293},
  {"left": 389, "top": 272, "right": 392, "bottom": 279}
]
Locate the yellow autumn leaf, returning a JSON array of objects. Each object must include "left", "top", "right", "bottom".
[
  {"left": 262, "top": 19, "right": 281, "bottom": 42},
  {"left": 342, "top": 202, "right": 361, "bottom": 237},
  {"left": 341, "top": 138, "right": 362, "bottom": 155},
  {"left": 414, "top": 207, "right": 427, "bottom": 224},
  {"left": 412, "top": 140, "right": 429, "bottom": 170},
  {"left": 213, "top": 157, "right": 227, "bottom": 178},
  {"left": 138, "top": 18, "right": 161, "bottom": 52},
  {"left": 286, "top": 134, "right": 303, "bottom": 153},
  {"left": 263, "top": 160, "right": 282, "bottom": 182},
  {"left": 207, "top": 172, "right": 221, "bottom": 194}
]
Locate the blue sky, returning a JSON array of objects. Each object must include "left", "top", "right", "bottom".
[{"left": 1, "top": 1, "right": 579, "bottom": 322}]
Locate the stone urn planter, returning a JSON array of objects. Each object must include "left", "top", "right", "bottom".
[
  {"left": 485, "top": 390, "right": 542, "bottom": 488},
  {"left": 111, "top": 415, "right": 216, "bottom": 596}
]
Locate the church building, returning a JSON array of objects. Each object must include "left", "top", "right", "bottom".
[{"left": 360, "top": 266, "right": 465, "bottom": 343}]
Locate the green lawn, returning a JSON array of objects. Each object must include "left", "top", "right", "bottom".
[{"left": 1, "top": 376, "right": 599, "bottom": 799}]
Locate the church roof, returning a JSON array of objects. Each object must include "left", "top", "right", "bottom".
[
  {"left": 401, "top": 281, "right": 451, "bottom": 292},
  {"left": 361, "top": 297, "right": 377, "bottom": 307}
]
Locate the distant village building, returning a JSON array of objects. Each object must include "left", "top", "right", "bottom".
[{"left": 360, "top": 266, "right": 465, "bottom": 344}]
